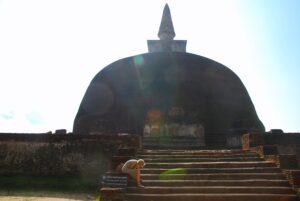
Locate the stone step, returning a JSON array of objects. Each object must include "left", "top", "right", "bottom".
[
  {"left": 142, "top": 142, "right": 203, "bottom": 145},
  {"left": 142, "top": 140, "right": 201, "bottom": 143},
  {"left": 137, "top": 150, "right": 259, "bottom": 158},
  {"left": 142, "top": 140, "right": 203, "bottom": 144},
  {"left": 142, "top": 157, "right": 263, "bottom": 162},
  {"left": 142, "top": 143, "right": 203, "bottom": 147},
  {"left": 142, "top": 173, "right": 286, "bottom": 180},
  {"left": 143, "top": 137, "right": 200, "bottom": 140},
  {"left": 138, "top": 153, "right": 259, "bottom": 158},
  {"left": 142, "top": 179, "right": 290, "bottom": 187},
  {"left": 140, "top": 149, "right": 252, "bottom": 154},
  {"left": 125, "top": 193, "right": 300, "bottom": 201},
  {"left": 142, "top": 141, "right": 202, "bottom": 144},
  {"left": 126, "top": 186, "right": 295, "bottom": 194},
  {"left": 145, "top": 161, "right": 275, "bottom": 169},
  {"left": 141, "top": 167, "right": 281, "bottom": 174},
  {"left": 142, "top": 140, "right": 203, "bottom": 143},
  {"left": 121, "top": 149, "right": 299, "bottom": 201},
  {"left": 141, "top": 139, "right": 206, "bottom": 146},
  {"left": 143, "top": 142, "right": 203, "bottom": 144},
  {"left": 143, "top": 145, "right": 204, "bottom": 150},
  {"left": 136, "top": 154, "right": 260, "bottom": 159}
]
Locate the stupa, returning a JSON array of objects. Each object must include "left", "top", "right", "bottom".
[{"left": 73, "top": 4, "right": 264, "bottom": 146}]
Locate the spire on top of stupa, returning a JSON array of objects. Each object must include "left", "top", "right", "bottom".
[
  {"left": 158, "top": 4, "right": 175, "bottom": 41},
  {"left": 147, "top": 4, "right": 187, "bottom": 52}
]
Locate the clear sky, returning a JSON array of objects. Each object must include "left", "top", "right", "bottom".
[{"left": 0, "top": 0, "right": 299, "bottom": 133}]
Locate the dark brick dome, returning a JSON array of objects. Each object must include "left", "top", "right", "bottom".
[{"left": 73, "top": 52, "right": 264, "bottom": 140}]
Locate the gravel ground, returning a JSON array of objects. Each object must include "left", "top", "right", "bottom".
[{"left": 0, "top": 192, "right": 97, "bottom": 201}]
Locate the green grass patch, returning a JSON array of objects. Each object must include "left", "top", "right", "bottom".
[{"left": 0, "top": 175, "right": 99, "bottom": 194}]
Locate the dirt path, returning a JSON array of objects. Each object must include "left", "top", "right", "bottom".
[
  {"left": 0, "top": 197, "right": 85, "bottom": 201},
  {"left": 0, "top": 191, "right": 98, "bottom": 201}
]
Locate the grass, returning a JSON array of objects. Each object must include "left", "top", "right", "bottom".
[{"left": 0, "top": 175, "right": 100, "bottom": 199}]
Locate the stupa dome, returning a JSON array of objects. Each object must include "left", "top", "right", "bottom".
[
  {"left": 73, "top": 4, "right": 264, "bottom": 146},
  {"left": 73, "top": 52, "right": 264, "bottom": 136}
]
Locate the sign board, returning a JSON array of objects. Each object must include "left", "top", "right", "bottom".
[{"left": 101, "top": 175, "right": 128, "bottom": 188}]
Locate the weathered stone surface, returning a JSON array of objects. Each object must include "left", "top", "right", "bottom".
[
  {"left": 73, "top": 52, "right": 265, "bottom": 145},
  {"left": 243, "top": 133, "right": 300, "bottom": 166},
  {"left": 55, "top": 129, "right": 67, "bottom": 134},
  {"left": 270, "top": 129, "right": 284, "bottom": 134},
  {"left": 264, "top": 154, "right": 298, "bottom": 169},
  {"left": 0, "top": 141, "right": 107, "bottom": 179},
  {"left": 250, "top": 145, "right": 279, "bottom": 160},
  {"left": 0, "top": 133, "right": 140, "bottom": 181},
  {"left": 284, "top": 169, "right": 300, "bottom": 188},
  {"left": 123, "top": 149, "right": 299, "bottom": 201},
  {"left": 277, "top": 155, "right": 299, "bottom": 169},
  {"left": 243, "top": 133, "right": 265, "bottom": 150},
  {"left": 100, "top": 187, "right": 125, "bottom": 201}
]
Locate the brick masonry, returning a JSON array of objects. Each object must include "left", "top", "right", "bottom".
[{"left": 0, "top": 133, "right": 140, "bottom": 182}]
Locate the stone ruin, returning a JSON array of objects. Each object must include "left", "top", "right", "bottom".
[{"left": 73, "top": 4, "right": 264, "bottom": 147}]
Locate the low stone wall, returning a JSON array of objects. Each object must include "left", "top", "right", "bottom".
[
  {"left": 205, "top": 133, "right": 243, "bottom": 148},
  {"left": 243, "top": 132, "right": 300, "bottom": 166},
  {"left": 0, "top": 133, "right": 140, "bottom": 182}
]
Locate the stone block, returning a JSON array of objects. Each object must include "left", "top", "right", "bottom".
[
  {"left": 250, "top": 145, "right": 278, "bottom": 157},
  {"left": 283, "top": 169, "right": 300, "bottom": 188},
  {"left": 262, "top": 145, "right": 279, "bottom": 155},
  {"left": 264, "top": 154, "right": 298, "bottom": 169},
  {"left": 100, "top": 187, "right": 125, "bottom": 201},
  {"left": 116, "top": 148, "right": 137, "bottom": 156},
  {"left": 269, "top": 129, "right": 284, "bottom": 134},
  {"left": 264, "top": 155, "right": 278, "bottom": 163},
  {"left": 242, "top": 133, "right": 264, "bottom": 149},
  {"left": 55, "top": 129, "right": 67, "bottom": 134},
  {"left": 277, "top": 154, "right": 298, "bottom": 169},
  {"left": 226, "top": 135, "right": 242, "bottom": 148}
]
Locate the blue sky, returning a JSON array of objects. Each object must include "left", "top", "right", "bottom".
[
  {"left": 241, "top": 0, "right": 300, "bottom": 132},
  {"left": 0, "top": 0, "right": 299, "bottom": 133}
]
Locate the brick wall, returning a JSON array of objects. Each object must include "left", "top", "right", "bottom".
[
  {"left": 243, "top": 132, "right": 300, "bottom": 166},
  {"left": 0, "top": 133, "right": 140, "bottom": 182}
]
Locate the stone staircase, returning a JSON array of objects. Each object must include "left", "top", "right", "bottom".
[
  {"left": 124, "top": 149, "right": 300, "bottom": 201},
  {"left": 142, "top": 136, "right": 205, "bottom": 149}
]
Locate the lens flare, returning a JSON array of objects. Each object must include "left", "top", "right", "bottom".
[
  {"left": 133, "top": 55, "right": 145, "bottom": 66},
  {"left": 159, "top": 168, "right": 187, "bottom": 180}
]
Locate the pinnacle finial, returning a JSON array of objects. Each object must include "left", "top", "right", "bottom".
[{"left": 158, "top": 4, "right": 176, "bottom": 41}]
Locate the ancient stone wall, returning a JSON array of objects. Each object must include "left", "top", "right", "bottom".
[
  {"left": 264, "top": 133, "right": 300, "bottom": 166},
  {"left": 243, "top": 132, "right": 300, "bottom": 166},
  {"left": 0, "top": 133, "right": 140, "bottom": 182}
]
